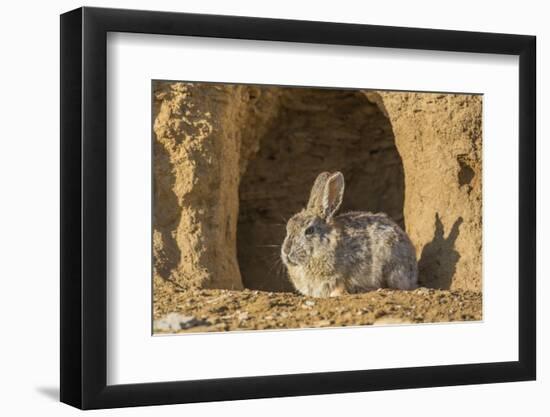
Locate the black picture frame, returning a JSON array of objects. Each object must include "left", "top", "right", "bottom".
[{"left": 60, "top": 6, "right": 536, "bottom": 410}]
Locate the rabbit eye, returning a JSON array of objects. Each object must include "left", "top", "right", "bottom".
[{"left": 304, "top": 225, "right": 315, "bottom": 236}]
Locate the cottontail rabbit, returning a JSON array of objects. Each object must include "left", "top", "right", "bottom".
[{"left": 281, "top": 172, "right": 418, "bottom": 297}]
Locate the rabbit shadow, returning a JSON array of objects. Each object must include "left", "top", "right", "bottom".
[{"left": 418, "top": 213, "right": 463, "bottom": 290}]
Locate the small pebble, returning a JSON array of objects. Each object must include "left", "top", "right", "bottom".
[{"left": 375, "top": 310, "right": 387, "bottom": 318}]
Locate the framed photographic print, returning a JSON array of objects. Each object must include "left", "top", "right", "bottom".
[{"left": 60, "top": 6, "right": 536, "bottom": 409}]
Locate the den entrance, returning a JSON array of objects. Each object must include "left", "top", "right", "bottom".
[{"left": 237, "top": 87, "right": 405, "bottom": 292}]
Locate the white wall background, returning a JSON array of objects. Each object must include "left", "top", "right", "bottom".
[{"left": 0, "top": 0, "right": 545, "bottom": 415}]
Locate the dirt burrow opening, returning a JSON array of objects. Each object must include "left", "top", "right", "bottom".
[{"left": 237, "top": 87, "right": 405, "bottom": 292}]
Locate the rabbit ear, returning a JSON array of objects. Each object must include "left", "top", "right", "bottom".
[
  {"left": 307, "top": 172, "right": 331, "bottom": 212},
  {"left": 321, "top": 172, "right": 345, "bottom": 220}
]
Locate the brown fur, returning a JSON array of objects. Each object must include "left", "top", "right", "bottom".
[{"left": 282, "top": 172, "right": 418, "bottom": 297}]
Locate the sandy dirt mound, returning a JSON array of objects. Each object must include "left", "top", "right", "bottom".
[
  {"left": 153, "top": 278, "right": 482, "bottom": 334},
  {"left": 153, "top": 83, "right": 482, "bottom": 294}
]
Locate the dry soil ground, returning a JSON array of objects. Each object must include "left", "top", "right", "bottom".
[{"left": 153, "top": 277, "right": 482, "bottom": 334}]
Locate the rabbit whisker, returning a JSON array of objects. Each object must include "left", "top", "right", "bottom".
[{"left": 279, "top": 215, "right": 290, "bottom": 224}]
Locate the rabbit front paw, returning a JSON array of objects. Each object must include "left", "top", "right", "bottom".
[{"left": 329, "top": 283, "right": 348, "bottom": 297}]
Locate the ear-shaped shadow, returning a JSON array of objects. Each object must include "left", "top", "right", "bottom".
[{"left": 418, "top": 213, "right": 463, "bottom": 289}]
